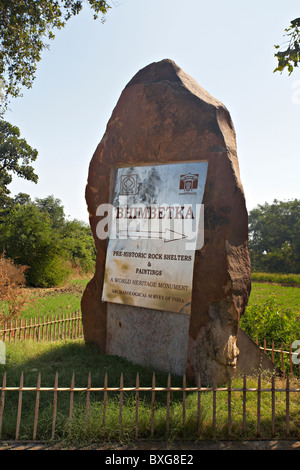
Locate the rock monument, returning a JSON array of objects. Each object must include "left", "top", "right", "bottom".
[{"left": 81, "top": 59, "right": 252, "bottom": 385}]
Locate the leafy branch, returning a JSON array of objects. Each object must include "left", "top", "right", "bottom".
[
  {"left": 0, "top": 0, "right": 111, "bottom": 112},
  {"left": 274, "top": 17, "right": 300, "bottom": 75}
]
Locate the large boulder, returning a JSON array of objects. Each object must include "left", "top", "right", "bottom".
[{"left": 81, "top": 59, "right": 251, "bottom": 385}]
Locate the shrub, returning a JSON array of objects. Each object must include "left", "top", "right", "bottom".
[
  {"left": 240, "top": 295, "right": 300, "bottom": 348},
  {"left": 26, "top": 255, "right": 72, "bottom": 288},
  {"left": 0, "top": 253, "right": 31, "bottom": 324}
]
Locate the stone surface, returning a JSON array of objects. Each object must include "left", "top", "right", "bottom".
[
  {"left": 236, "top": 328, "right": 280, "bottom": 376},
  {"left": 81, "top": 59, "right": 252, "bottom": 385},
  {"left": 106, "top": 304, "right": 190, "bottom": 375}
]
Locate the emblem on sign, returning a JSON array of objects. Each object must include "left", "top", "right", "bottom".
[
  {"left": 120, "top": 174, "right": 138, "bottom": 195},
  {"left": 179, "top": 173, "right": 199, "bottom": 192}
]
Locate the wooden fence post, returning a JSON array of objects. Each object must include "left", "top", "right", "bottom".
[
  {"left": 197, "top": 374, "right": 201, "bottom": 437},
  {"left": 135, "top": 373, "right": 139, "bottom": 439},
  {"left": 166, "top": 373, "right": 171, "bottom": 434},
  {"left": 0, "top": 372, "right": 6, "bottom": 439},
  {"left": 289, "top": 344, "right": 293, "bottom": 375},
  {"left": 286, "top": 375, "right": 290, "bottom": 437},
  {"left": 85, "top": 371, "right": 91, "bottom": 428},
  {"left": 33, "top": 372, "right": 41, "bottom": 440},
  {"left": 281, "top": 343, "right": 284, "bottom": 373},
  {"left": 119, "top": 373, "right": 123, "bottom": 437},
  {"left": 103, "top": 372, "right": 108, "bottom": 433},
  {"left": 151, "top": 372, "right": 155, "bottom": 437},
  {"left": 52, "top": 372, "right": 58, "bottom": 439},
  {"left": 242, "top": 374, "right": 247, "bottom": 434},
  {"left": 182, "top": 374, "right": 186, "bottom": 425},
  {"left": 8, "top": 320, "right": 11, "bottom": 343},
  {"left": 69, "top": 372, "right": 75, "bottom": 428},
  {"left": 271, "top": 374, "right": 275, "bottom": 438},
  {"left": 227, "top": 374, "right": 232, "bottom": 437},
  {"left": 15, "top": 371, "right": 23, "bottom": 440},
  {"left": 212, "top": 378, "right": 217, "bottom": 435},
  {"left": 256, "top": 374, "right": 261, "bottom": 438}
]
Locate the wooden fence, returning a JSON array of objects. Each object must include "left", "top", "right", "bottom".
[
  {"left": 0, "top": 311, "right": 83, "bottom": 342},
  {"left": 0, "top": 314, "right": 299, "bottom": 441},
  {"left": 0, "top": 371, "right": 299, "bottom": 441},
  {"left": 257, "top": 338, "right": 300, "bottom": 376}
]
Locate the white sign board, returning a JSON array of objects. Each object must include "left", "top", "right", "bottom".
[{"left": 102, "top": 161, "right": 208, "bottom": 314}]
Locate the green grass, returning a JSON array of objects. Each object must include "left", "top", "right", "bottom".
[
  {"left": 241, "top": 282, "right": 300, "bottom": 374},
  {"left": 19, "top": 278, "right": 90, "bottom": 319},
  {"left": 0, "top": 340, "right": 299, "bottom": 443},
  {"left": 1, "top": 276, "right": 300, "bottom": 443},
  {"left": 22, "top": 291, "right": 81, "bottom": 318},
  {"left": 248, "top": 283, "right": 300, "bottom": 313},
  {"left": 0, "top": 277, "right": 90, "bottom": 320}
]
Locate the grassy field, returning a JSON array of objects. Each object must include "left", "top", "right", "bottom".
[
  {"left": 251, "top": 272, "right": 300, "bottom": 287},
  {"left": 18, "top": 278, "right": 88, "bottom": 318},
  {"left": 15, "top": 274, "right": 300, "bottom": 320},
  {"left": 248, "top": 282, "right": 300, "bottom": 312},
  {"left": 1, "top": 339, "right": 299, "bottom": 442}
]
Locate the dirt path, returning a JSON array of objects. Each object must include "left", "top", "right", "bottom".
[{"left": 23, "top": 281, "right": 86, "bottom": 299}]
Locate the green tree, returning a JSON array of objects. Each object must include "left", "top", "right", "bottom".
[
  {"left": 274, "top": 17, "right": 300, "bottom": 74},
  {"left": 0, "top": 194, "right": 96, "bottom": 286},
  {"left": 33, "top": 196, "right": 96, "bottom": 272},
  {"left": 0, "top": 0, "right": 111, "bottom": 111},
  {"left": 35, "top": 195, "right": 65, "bottom": 230},
  {"left": 249, "top": 199, "right": 300, "bottom": 273},
  {"left": 61, "top": 218, "right": 96, "bottom": 273},
  {"left": 13, "top": 192, "right": 32, "bottom": 206},
  {"left": 0, "top": 119, "right": 38, "bottom": 220}
]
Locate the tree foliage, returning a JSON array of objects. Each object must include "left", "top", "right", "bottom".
[
  {"left": 249, "top": 199, "right": 300, "bottom": 274},
  {"left": 0, "top": 119, "right": 38, "bottom": 219},
  {"left": 0, "top": 0, "right": 111, "bottom": 111},
  {"left": 0, "top": 202, "right": 66, "bottom": 286},
  {"left": 274, "top": 17, "right": 300, "bottom": 74},
  {"left": 35, "top": 195, "right": 65, "bottom": 230}
]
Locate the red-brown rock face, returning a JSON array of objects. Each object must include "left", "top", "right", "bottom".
[{"left": 81, "top": 59, "right": 251, "bottom": 385}]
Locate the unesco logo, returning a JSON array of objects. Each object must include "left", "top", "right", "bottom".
[
  {"left": 179, "top": 173, "right": 199, "bottom": 193},
  {"left": 120, "top": 174, "right": 138, "bottom": 195}
]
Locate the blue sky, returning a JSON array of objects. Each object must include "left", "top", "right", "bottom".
[{"left": 5, "top": 0, "right": 300, "bottom": 222}]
